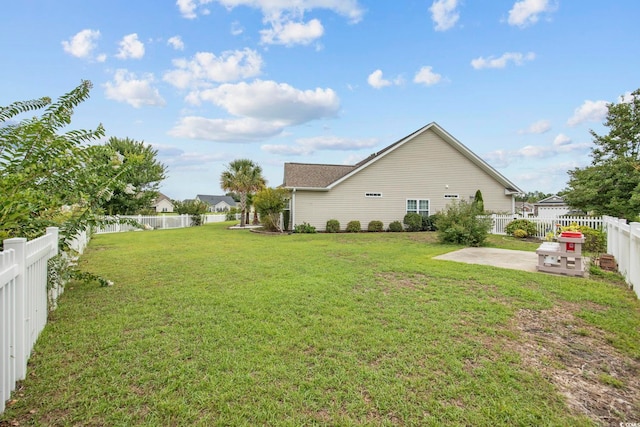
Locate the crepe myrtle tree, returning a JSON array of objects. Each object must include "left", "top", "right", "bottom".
[
  {"left": 220, "top": 159, "right": 266, "bottom": 227},
  {"left": 0, "top": 80, "right": 132, "bottom": 289},
  {"left": 0, "top": 80, "right": 131, "bottom": 247}
]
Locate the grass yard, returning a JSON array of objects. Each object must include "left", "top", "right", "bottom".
[{"left": 2, "top": 222, "right": 640, "bottom": 426}]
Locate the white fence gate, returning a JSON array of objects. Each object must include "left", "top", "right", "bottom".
[
  {"left": 1, "top": 228, "right": 59, "bottom": 413},
  {"left": 603, "top": 216, "right": 640, "bottom": 299}
]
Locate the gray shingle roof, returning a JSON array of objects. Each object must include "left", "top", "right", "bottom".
[
  {"left": 282, "top": 163, "right": 356, "bottom": 188},
  {"left": 282, "top": 122, "right": 523, "bottom": 194},
  {"left": 195, "top": 195, "right": 237, "bottom": 206}
]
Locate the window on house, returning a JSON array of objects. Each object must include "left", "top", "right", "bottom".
[
  {"left": 365, "top": 192, "right": 382, "bottom": 198},
  {"left": 407, "top": 199, "right": 429, "bottom": 217}
]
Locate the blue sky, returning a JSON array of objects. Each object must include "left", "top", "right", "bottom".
[{"left": 1, "top": 1, "right": 638, "bottom": 200}]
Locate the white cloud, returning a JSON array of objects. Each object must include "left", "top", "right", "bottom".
[
  {"left": 169, "top": 117, "right": 284, "bottom": 141},
  {"left": 104, "top": 69, "right": 165, "bottom": 108},
  {"left": 178, "top": 0, "right": 364, "bottom": 23},
  {"left": 619, "top": 91, "right": 639, "bottom": 104},
  {"left": 413, "top": 66, "right": 442, "bottom": 86},
  {"left": 553, "top": 133, "right": 572, "bottom": 146},
  {"left": 367, "top": 70, "right": 391, "bottom": 89},
  {"left": 483, "top": 139, "right": 590, "bottom": 168},
  {"left": 262, "top": 136, "right": 378, "bottom": 155},
  {"left": 168, "top": 36, "right": 185, "bottom": 50},
  {"left": 116, "top": 33, "right": 145, "bottom": 59},
  {"left": 507, "top": 0, "right": 557, "bottom": 28},
  {"left": 61, "top": 29, "right": 102, "bottom": 60},
  {"left": 567, "top": 99, "right": 608, "bottom": 126},
  {"left": 260, "top": 18, "right": 324, "bottom": 46},
  {"left": 154, "top": 143, "right": 227, "bottom": 170},
  {"left": 471, "top": 52, "right": 535, "bottom": 69},
  {"left": 231, "top": 21, "right": 244, "bottom": 35},
  {"left": 169, "top": 80, "right": 339, "bottom": 142},
  {"left": 192, "top": 80, "right": 340, "bottom": 125},
  {"left": 177, "top": 0, "right": 209, "bottom": 19},
  {"left": 163, "top": 48, "right": 263, "bottom": 89},
  {"left": 518, "top": 119, "right": 551, "bottom": 134},
  {"left": 429, "top": 0, "right": 460, "bottom": 31}
]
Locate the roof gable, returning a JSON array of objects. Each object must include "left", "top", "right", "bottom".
[
  {"left": 536, "top": 195, "right": 566, "bottom": 205},
  {"left": 283, "top": 122, "right": 523, "bottom": 193}
]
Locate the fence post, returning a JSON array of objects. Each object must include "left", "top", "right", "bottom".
[
  {"left": 630, "top": 223, "right": 640, "bottom": 296},
  {"left": 3, "top": 238, "right": 27, "bottom": 383}
]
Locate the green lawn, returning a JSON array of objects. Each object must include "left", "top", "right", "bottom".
[{"left": 2, "top": 222, "right": 639, "bottom": 426}]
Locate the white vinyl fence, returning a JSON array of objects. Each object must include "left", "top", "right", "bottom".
[
  {"left": 1, "top": 228, "right": 59, "bottom": 413},
  {"left": 603, "top": 216, "right": 640, "bottom": 299},
  {"left": 95, "top": 214, "right": 229, "bottom": 234},
  {"left": 489, "top": 214, "right": 604, "bottom": 239}
]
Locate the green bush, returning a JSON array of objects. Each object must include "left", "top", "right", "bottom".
[
  {"left": 403, "top": 213, "right": 423, "bottom": 232},
  {"left": 505, "top": 219, "right": 538, "bottom": 237},
  {"left": 346, "top": 220, "right": 361, "bottom": 233},
  {"left": 388, "top": 221, "right": 403, "bottom": 232},
  {"left": 293, "top": 222, "right": 316, "bottom": 234},
  {"left": 367, "top": 220, "right": 384, "bottom": 232},
  {"left": 225, "top": 207, "right": 240, "bottom": 221},
  {"left": 513, "top": 229, "right": 528, "bottom": 239},
  {"left": 326, "top": 219, "right": 340, "bottom": 233},
  {"left": 560, "top": 223, "right": 606, "bottom": 254},
  {"left": 436, "top": 200, "right": 492, "bottom": 246},
  {"left": 422, "top": 213, "right": 442, "bottom": 231}
]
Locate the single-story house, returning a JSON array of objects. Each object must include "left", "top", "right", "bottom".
[
  {"left": 282, "top": 122, "right": 524, "bottom": 231},
  {"left": 535, "top": 195, "right": 570, "bottom": 217},
  {"left": 195, "top": 195, "right": 238, "bottom": 212},
  {"left": 153, "top": 193, "right": 174, "bottom": 213}
]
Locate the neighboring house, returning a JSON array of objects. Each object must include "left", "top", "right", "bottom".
[
  {"left": 195, "top": 195, "right": 238, "bottom": 212},
  {"left": 282, "top": 122, "right": 524, "bottom": 231},
  {"left": 153, "top": 193, "right": 174, "bottom": 213},
  {"left": 535, "top": 195, "right": 570, "bottom": 217}
]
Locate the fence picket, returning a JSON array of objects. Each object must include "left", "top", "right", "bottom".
[
  {"left": 1, "top": 229, "right": 58, "bottom": 414},
  {"left": 489, "top": 214, "right": 604, "bottom": 238}
]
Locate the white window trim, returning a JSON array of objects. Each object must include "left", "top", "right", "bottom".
[{"left": 406, "top": 198, "right": 430, "bottom": 217}]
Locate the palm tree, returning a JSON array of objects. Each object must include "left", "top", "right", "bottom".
[{"left": 220, "top": 159, "right": 266, "bottom": 227}]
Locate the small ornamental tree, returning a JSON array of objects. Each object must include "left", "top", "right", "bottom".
[
  {"left": 253, "top": 187, "right": 289, "bottom": 232},
  {"left": 472, "top": 189, "right": 485, "bottom": 213}
]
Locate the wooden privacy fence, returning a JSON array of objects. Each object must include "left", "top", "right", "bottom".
[
  {"left": 603, "top": 216, "right": 640, "bottom": 299},
  {"left": 489, "top": 214, "right": 604, "bottom": 239},
  {"left": 1, "top": 228, "right": 59, "bottom": 413}
]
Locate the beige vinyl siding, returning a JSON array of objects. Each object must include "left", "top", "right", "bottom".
[{"left": 293, "top": 128, "right": 514, "bottom": 231}]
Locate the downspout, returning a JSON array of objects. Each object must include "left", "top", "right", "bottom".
[{"left": 291, "top": 188, "right": 296, "bottom": 229}]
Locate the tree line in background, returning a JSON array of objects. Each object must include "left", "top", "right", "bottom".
[{"left": 564, "top": 88, "right": 640, "bottom": 221}]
